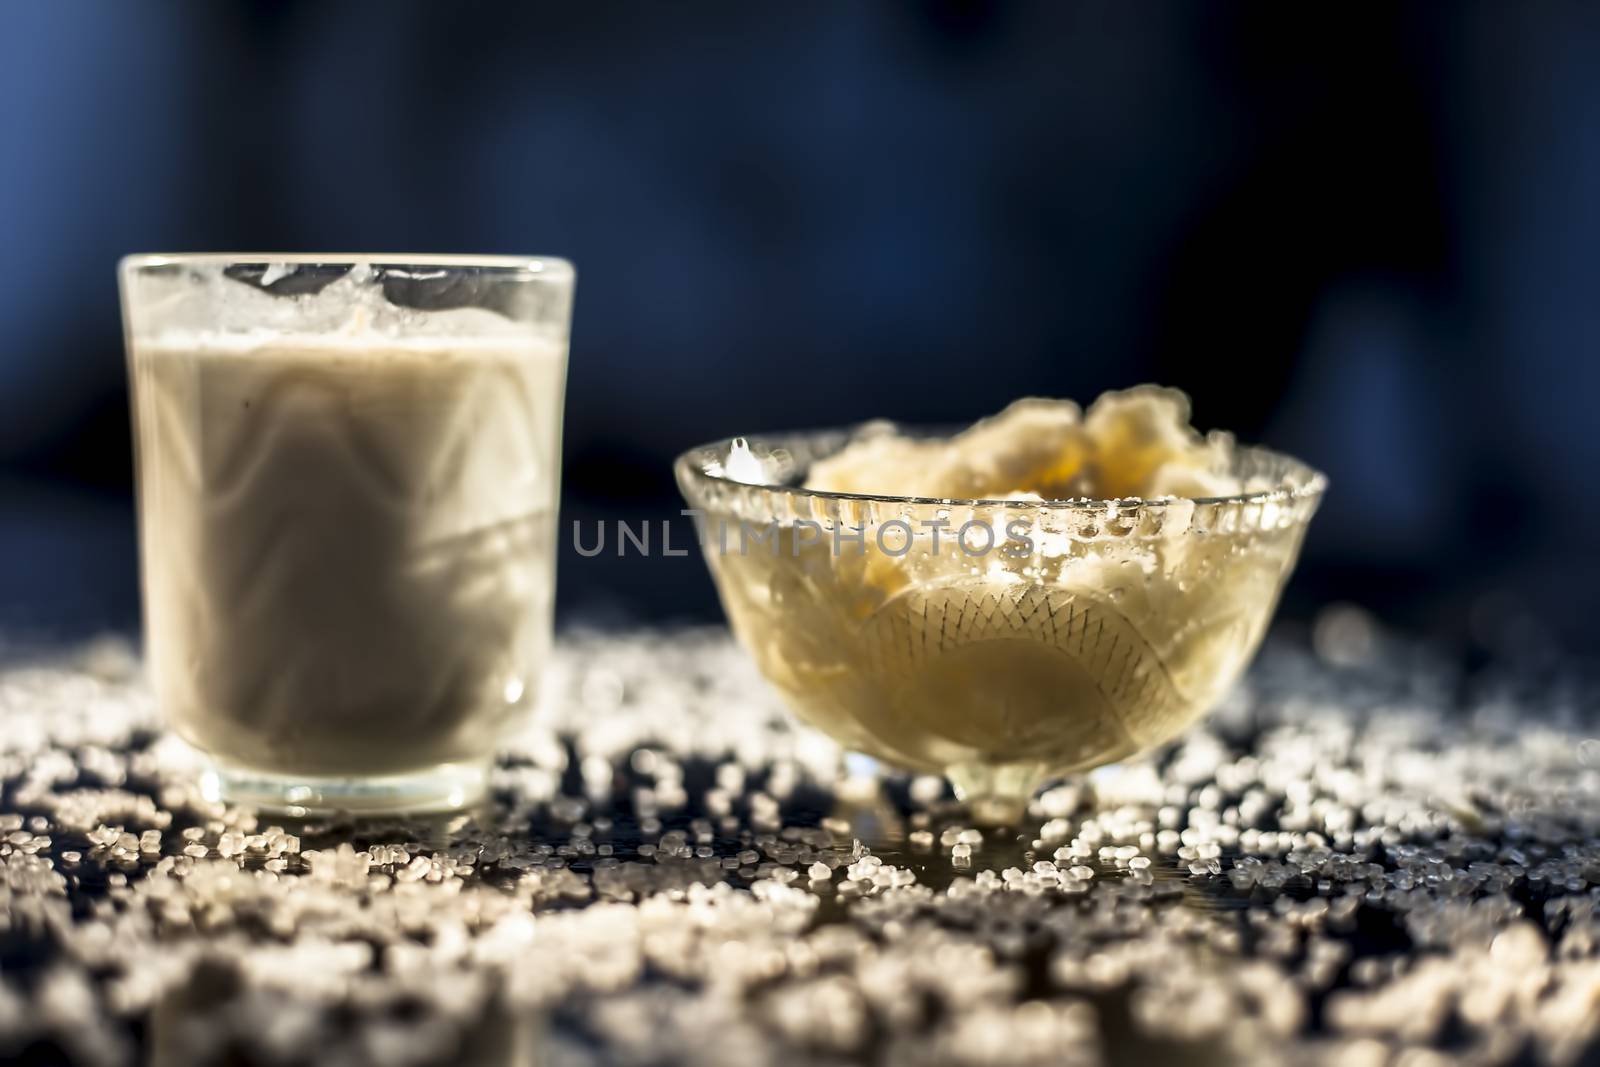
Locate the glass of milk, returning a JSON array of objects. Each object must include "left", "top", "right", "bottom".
[{"left": 119, "top": 255, "right": 574, "bottom": 814}]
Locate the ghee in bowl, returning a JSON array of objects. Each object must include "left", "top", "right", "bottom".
[{"left": 676, "top": 387, "right": 1324, "bottom": 823}]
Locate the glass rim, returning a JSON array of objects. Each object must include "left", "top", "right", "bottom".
[
  {"left": 676, "top": 427, "right": 1328, "bottom": 512},
  {"left": 119, "top": 252, "right": 574, "bottom": 278}
]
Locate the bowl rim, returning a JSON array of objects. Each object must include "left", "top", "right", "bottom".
[{"left": 675, "top": 424, "right": 1328, "bottom": 513}]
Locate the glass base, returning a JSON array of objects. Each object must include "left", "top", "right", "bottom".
[{"left": 198, "top": 758, "right": 490, "bottom": 816}]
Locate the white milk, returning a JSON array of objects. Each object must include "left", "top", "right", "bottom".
[{"left": 129, "top": 330, "right": 565, "bottom": 775}]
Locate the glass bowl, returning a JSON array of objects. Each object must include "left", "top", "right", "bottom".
[{"left": 675, "top": 427, "right": 1325, "bottom": 824}]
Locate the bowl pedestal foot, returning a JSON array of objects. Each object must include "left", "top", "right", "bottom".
[{"left": 946, "top": 761, "right": 1053, "bottom": 826}]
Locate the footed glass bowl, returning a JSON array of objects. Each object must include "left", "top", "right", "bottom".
[{"left": 676, "top": 428, "right": 1325, "bottom": 824}]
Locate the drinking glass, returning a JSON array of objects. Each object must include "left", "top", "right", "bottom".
[{"left": 120, "top": 254, "right": 573, "bottom": 813}]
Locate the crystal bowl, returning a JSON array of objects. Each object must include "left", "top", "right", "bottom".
[{"left": 676, "top": 427, "right": 1325, "bottom": 823}]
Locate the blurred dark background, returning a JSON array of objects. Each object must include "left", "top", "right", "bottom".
[{"left": 2, "top": 1, "right": 1597, "bottom": 661}]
